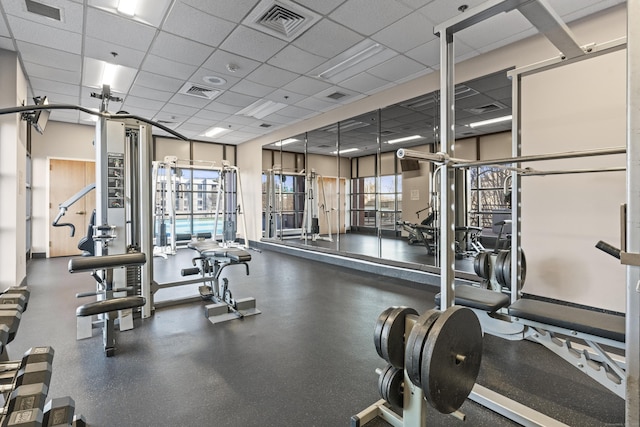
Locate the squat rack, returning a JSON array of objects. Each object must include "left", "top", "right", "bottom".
[{"left": 404, "top": 0, "right": 638, "bottom": 425}]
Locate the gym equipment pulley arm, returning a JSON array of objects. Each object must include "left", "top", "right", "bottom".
[{"left": 52, "top": 183, "right": 96, "bottom": 237}]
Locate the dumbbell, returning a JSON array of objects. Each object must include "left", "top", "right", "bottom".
[
  {"left": 71, "top": 414, "right": 86, "bottom": 427},
  {"left": 0, "top": 310, "right": 21, "bottom": 343},
  {"left": 0, "top": 297, "right": 26, "bottom": 315},
  {"left": 0, "top": 289, "right": 29, "bottom": 313},
  {"left": 0, "top": 348, "right": 54, "bottom": 385},
  {"left": 43, "top": 396, "right": 75, "bottom": 426},
  {"left": 2, "top": 408, "right": 43, "bottom": 426},
  {"left": 1, "top": 382, "right": 49, "bottom": 420}
]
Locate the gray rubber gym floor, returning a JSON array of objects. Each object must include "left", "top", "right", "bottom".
[{"left": 14, "top": 248, "right": 623, "bottom": 426}]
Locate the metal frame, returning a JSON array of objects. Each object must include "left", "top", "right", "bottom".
[{"left": 430, "top": 0, "right": 636, "bottom": 425}]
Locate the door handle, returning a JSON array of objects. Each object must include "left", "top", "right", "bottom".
[{"left": 75, "top": 211, "right": 86, "bottom": 215}]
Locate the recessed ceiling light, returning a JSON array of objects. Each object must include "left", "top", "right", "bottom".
[
  {"left": 202, "top": 127, "right": 230, "bottom": 138},
  {"left": 386, "top": 135, "right": 422, "bottom": 144},
  {"left": 202, "top": 76, "right": 227, "bottom": 86},
  {"left": 274, "top": 138, "right": 298, "bottom": 146},
  {"left": 330, "top": 148, "right": 359, "bottom": 155},
  {"left": 117, "top": 0, "right": 137, "bottom": 16},
  {"left": 468, "top": 115, "right": 512, "bottom": 128}
]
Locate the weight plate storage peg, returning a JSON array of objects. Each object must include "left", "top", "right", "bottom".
[
  {"left": 404, "top": 309, "right": 441, "bottom": 387},
  {"left": 377, "top": 364, "right": 404, "bottom": 409},
  {"left": 421, "top": 306, "right": 483, "bottom": 414},
  {"left": 380, "top": 306, "right": 418, "bottom": 368}
]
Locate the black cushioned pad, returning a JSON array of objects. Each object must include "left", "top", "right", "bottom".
[
  {"left": 187, "top": 241, "right": 220, "bottom": 252},
  {"left": 201, "top": 248, "right": 251, "bottom": 263},
  {"left": 435, "top": 285, "right": 510, "bottom": 313},
  {"left": 508, "top": 299, "right": 625, "bottom": 343},
  {"left": 76, "top": 296, "right": 146, "bottom": 317},
  {"left": 68, "top": 253, "right": 146, "bottom": 273}
]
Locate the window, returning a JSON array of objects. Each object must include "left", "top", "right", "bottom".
[
  {"left": 468, "top": 167, "right": 511, "bottom": 229},
  {"left": 351, "top": 174, "right": 402, "bottom": 231}
]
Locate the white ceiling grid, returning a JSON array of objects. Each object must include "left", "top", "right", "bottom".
[{"left": 0, "top": 0, "right": 626, "bottom": 146}]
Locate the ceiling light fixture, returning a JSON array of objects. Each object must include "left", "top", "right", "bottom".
[
  {"left": 386, "top": 135, "right": 422, "bottom": 144},
  {"left": 274, "top": 138, "right": 298, "bottom": 146},
  {"left": 317, "top": 43, "right": 385, "bottom": 80},
  {"left": 330, "top": 148, "right": 359, "bottom": 155},
  {"left": 102, "top": 63, "right": 118, "bottom": 86},
  {"left": 203, "top": 76, "right": 227, "bottom": 86},
  {"left": 468, "top": 115, "right": 512, "bottom": 128},
  {"left": 203, "top": 127, "right": 230, "bottom": 138},
  {"left": 117, "top": 0, "right": 137, "bottom": 16},
  {"left": 236, "top": 100, "right": 287, "bottom": 119}
]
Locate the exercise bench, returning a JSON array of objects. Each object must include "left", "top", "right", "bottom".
[
  {"left": 183, "top": 242, "right": 260, "bottom": 324},
  {"left": 68, "top": 252, "right": 147, "bottom": 357}
]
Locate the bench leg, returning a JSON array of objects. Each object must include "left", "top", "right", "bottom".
[{"left": 77, "top": 316, "right": 93, "bottom": 340}]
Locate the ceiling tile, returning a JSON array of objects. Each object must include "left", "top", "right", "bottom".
[
  {"left": 0, "top": 37, "right": 11, "bottom": 50},
  {"left": 194, "top": 109, "right": 232, "bottom": 122},
  {"left": 189, "top": 67, "right": 241, "bottom": 90},
  {"left": 30, "top": 77, "right": 79, "bottom": 97},
  {"left": 367, "top": 55, "right": 425, "bottom": 82},
  {"left": 277, "top": 105, "right": 315, "bottom": 119},
  {"left": 281, "top": 76, "right": 333, "bottom": 96},
  {"left": 229, "top": 79, "right": 275, "bottom": 98},
  {"left": 372, "top": 11, "right": 437, "bottom": 53},
  {"left": 456, "top": 10, "right": 533, "bottom": 52},
  {"left": 263, "top": 88, "right": 306, "bottom": 105},
  {"left": 7, "top": 15, "right": 81, "bottom": 54},
  {"left": 224, "top": 115, "right": 258, "bottom": 127},
  {"left": 162, "top": 2, "right": 235, "bottom": 47},
  {"left": 16, "top": 41, "right": 81, "bottom": 70},
  {"left": 475, "top": 27, "right": 538, "bottom": 54},
  {"left": 84, "top": 36, "right": 146, "bottom": 69},
  {"left": 546, "top": 0, "right": 624, "bottom": 22},
  {"left": 219, "top": 25, "right": 287, "bottom": 63},
  {"left": 49, "top": 110, "right": 79, "bottom": 123},
  {"left": 267, "top": 45, "right": 327, "bottom": 74},
  {"left": 4, "top": 0, "right": 84, "bottom": 33},
  {"left": 246, "top": 64, "right": 299, "bottom": 88},
  {"left": 128, "top": 86, "right": 174, "bottom": 102},
  {"left": 330, "top": 0, "right": 412, "bottom": 36},
  {"left": 0, "top": 13, "right": 9, "bottom": 37},
  {"left": 405, "top": 39, "right": 439, "bottom": 67},
  {"left": 180, "top": 0, "right": 258, "bottom": 22},
  {"left": 294, "top": 96, "right": 338, "bottom": 112},
  {"left": 141, "top": 55, "right": 197, "bottom": 80},
  {"left": 88, "top": 0, "right": 173, "bottom": 27},
  {"left": 149, "top": 32, "right": 215, "bottom": 66},
  {"left": 200, "top": 50, "right": 261, "bottom": 79},
  {"left": 419, "top": 0, "right": 488, "bottom": 25},
  {"left": 86, "top": 8, "right": 156, "bottom": 52},
  {"left": 338, "top": 72, "right": 391, "bottom": 94},
  {"left": 202, "top": 101, "right": 242, "bottom": 114},
  {"left": 23, "top": 61, "right": 80, "bottom": 85},
  {"left": 123, "top": 95, "right": 166, "bottom": 111},
  {"left": 214, "top": 91, "right": 260, "bottom": 108},
  {"left": 161, "top": 103, "right": 201, "bottom": 116},
  {"left": 292, "top": 0, "right": 347, "bottom": 15},
  {"left": 292, "top": 19, "right": 363, "bottom": 59},
  {"left": 43, "top": 93, "right": 79, "bottom": 105},
  {"left": 168, "top": 93, "right": 215, "bottom": 109},
  {"left": 135, "top": 71, "right": 185, "bottom": 93}
]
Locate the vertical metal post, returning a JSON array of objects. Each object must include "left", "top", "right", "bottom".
[
  {"left": 626, "top": 0, "right": 640, "bottom": 423},
  {"left": 94, "top": 117, "right": 109, "bottom": 257},
  {"left": 510, "top": 71, "right": 523, "bottom": 303},
  {"left": 336, "top": 122, "right": 341, "bottom": 250},
  {"left": 138, "top": 124, "right": 153, "bottom": 318},
  {"left": 377, "top": 108, "right": 382, "bottom": 258},
  {"left": 439, "top": 30, "right": 456, "bottom": 309}
]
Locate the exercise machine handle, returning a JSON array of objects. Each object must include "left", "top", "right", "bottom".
[{"left": 596, "top": 240, "right": 621, "bottom": 260}]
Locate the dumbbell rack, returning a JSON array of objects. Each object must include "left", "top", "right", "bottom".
[{"left": 351, "top": 306, "right": 482, "bottom": 427}]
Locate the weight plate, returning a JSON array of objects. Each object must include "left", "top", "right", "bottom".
[
  {"left": 421, "top": 306, "right": 483, "bottom": 414},
  {"left": 404, "top": 309, "right": 441, "bottom": 387},
  {"left": 380, "top": 307, "right": 418, "bottom": 368},
  {"left": 495, "top": 250, "right": 509, "bottom": 286},
  {"left": 379, "top": 365, "right": 404, "bottom": 409},
  {"left": 374, "top": 307, "right": 397, "bottom": 360},
  {"left": 473, "top": 252, "right": 491, "bottom": 279}
]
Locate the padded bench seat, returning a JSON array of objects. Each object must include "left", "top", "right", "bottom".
[
  {"left": 508, "top": 298, "right": 625, "bottom": 343},
  {"left": 201, "top": 248, "right": 251, "bottom": 263},
  {"left": 435, "top": 285, "right": 510, "bottom": 313},
  {"left": 187, "top": 241, "right": 220, "bottom": 252},
  {"left": 76, "top": 296, "right": 146, "bottom": 317}
]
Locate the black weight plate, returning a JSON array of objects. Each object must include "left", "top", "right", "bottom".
[
  {"left": 374, "top": 307, "right": 397, "bottom": 360},
  {"left": 381, "top": 307, "right": 418, "bottom": 368},
  {"left": 495, "top": 250, "right": 509, "bottom": 287},
  {"left": 421, "top": 306, "right": 483, "bottom": 414},
  {"left": 473, "top": 252, "right": 491, "bottom": 279},
  {"left": 380, "top": 365, "right": 404, "bottom": 409},
  {"left": 377, "top": 364, "right": 394, "bottom": 403},
  {"left": 404, "top": 309, "right": 441, "bottom": 387}
]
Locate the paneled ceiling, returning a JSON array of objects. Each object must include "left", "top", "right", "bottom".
[{"left": 0, "top": 0, "right": 624, "bottom": 150}]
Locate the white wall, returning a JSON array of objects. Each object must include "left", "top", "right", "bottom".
[
  {"left": 0, "top": 49, "right": 27, "bottom": 287},
  {"left": 521, "top": 49, "right": 626, "bottom": 312},
  {"left": 31, "top": 121, "right": 95, "bottom": 254}
]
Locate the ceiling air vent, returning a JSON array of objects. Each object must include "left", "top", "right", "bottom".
[
  {"left": 178, "top": 83, "right": 221, "bottom": 100},
  {"left": 327, "top": 91, "right": 348, "bottom": 100},
  {"left": 25, "top": 0, "right": 61, "bottom": 20},
  {"left": 244, "top": 0, "right": 321, "bottom": 41},
  {"left": 465, "top": 102, "right": 507, "bottom": 115}
]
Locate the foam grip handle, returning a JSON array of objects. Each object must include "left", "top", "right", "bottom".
[
  {"left": 181, "top": 267, "right": 200, "bottom": 276},
  {"left": 596, "top": 240, "right": 621, "bottom": 260}
]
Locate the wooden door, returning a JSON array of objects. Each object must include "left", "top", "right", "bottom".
[
  {"left": 318, "top": 176, "right": 346, "bottom": 236},
  {"left": 49, "top": 159, "right": 95, "bottom": 257}
]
